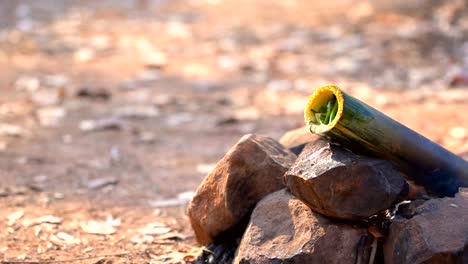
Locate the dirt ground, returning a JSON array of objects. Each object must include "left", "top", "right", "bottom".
[{"left": 0, "top": 0, "right": 467, "bottom": 263}]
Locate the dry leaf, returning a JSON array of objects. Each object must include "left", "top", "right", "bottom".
[
  {"left": 81, "top": 220, "right": 116, "bottom": 235},
  {"left": 138, "top": 222, "right": 171, "bottom": 236},
  {"left": 49, "top": 233, "right": 80, "bottom": 246},
  {"left": 36, "top": 215, "right": 62, "bottom": 224},
  {"left": 7, "top": 210, "right": 24, "bottom": 226}
]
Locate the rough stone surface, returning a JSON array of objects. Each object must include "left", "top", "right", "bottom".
[
  {"left": 279, "top": 126, "right": 318, "bottom": 155},
  {"left": 233, "top": 189, "right": 371, "bottom": 264},
  {"left": 188, "top": 134, "right": 296, "bottom": 245},
  {"left": 384, "top": 188, "right": 468, "bottom": 264},
  {"left": 285, "top": 139, "right": 408, "bottom": 220}
]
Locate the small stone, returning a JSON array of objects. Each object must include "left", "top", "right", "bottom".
[
  {"left": 188, "top": 134, "right": 296, "bottom": 244},
  {"left": 233, "top": 189, "right": 371, "bottom": 264},
  {"left": 87, "top": 177, "right": 118, "bottom": 190},
  {"left": 42, "top": 74, "right": 69, "bottom": 88},
  {"left": 136, "top": 131, "right": 156, "bottom": 143},
  {"left": 36, "top": 107, "right": 66, "bottom": 127},
  {"left": 384, "top": 193, "right": 468, "bottom": 263},
  {"left": 285, "top": 140, "right": 408, "bottom": 220},
  {"left": 30, "top": 87, "right": 65, "bottom": 106},
  {"left": 165, "top": 21, "right": 191, "bottom": 38},
  {"left": 16, "top": 254, "right": 26, "bottom": 260},
  {"left": 15, "top": 75, "right": 39, "bottom": 92},
  {"left": 33, "top": 174, "right": 48, "bottom": 183},
  {"left": 130, "top": 234, "right": 154, "bottom": 244},
  {"left": 165, "top": 113, "right": 192, "bottom": 127},
  {"left": 217, "top": 55, "right": 240, "bottom": 71},
  {"left": 74, "top": 48, "right": 95, "bottom": 63},
  {"left": 266, "top": 79, "right": 293, "bottom": 91},
  {"left": 144, "top": 50, "right": 168, "bottom": 69},
  {"left": 191, "top": 80, "right": 222, "bottom": 91},
  {"left": 79, "top": 118, "right": 123, "bottom": 132},
  {"left": 233, "top": 107, "right": 260, "bottom": 120},
  {"left": 53, "top": 193, "right": 65, "bottom": 200},
  {"left": 114, "top": 105, "right": 159, "bottom": 119},
  {"left": 110, "top": 145, "right": 120, "bottom": 162},
  {"left": 449, "top": 126, "right": 466, "bottom": 139},
  {"left": 90, "top": 34, "right": 110, "bottom": 50},
  {"left": 0, "top": 123, "right": 27, "bottom": 137},
  {"left": 135, "top": 69, "right": 161, "bottom": 82}
]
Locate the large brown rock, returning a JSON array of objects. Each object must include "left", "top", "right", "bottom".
[
  {"left": 279, "top": 126, "right": 319, "bottom": 155},
  {"left": 384, "top": 188, "right": 468, "bottom": 264},
  {"left": 234, "top": 189, "right": 371, "bottom": 264},
  {"left": 285, "top": 139, "right": 408, "bottom": 220},
  {"left": 188, "top": 134, "right": 296, "bottom": 245}
]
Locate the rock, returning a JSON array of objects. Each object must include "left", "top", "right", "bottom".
[
  {"left": 233, "top": 189, "right": 371, "bottom": 264},
  {"left": 188, "top": 134, "right": 296, "bottom": 245},
  {"left": 384, "top": 190, "right": 468, "bottom": 264},
  {"left": 285, "top": 140, "right": 408, "bottom": 220},
  {"left": 279, "top": 126, "right": 318, "bottom": 155}
]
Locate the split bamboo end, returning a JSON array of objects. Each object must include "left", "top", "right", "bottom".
[{"left": 304, "top": 85, "right": 344, "bottom": 134}]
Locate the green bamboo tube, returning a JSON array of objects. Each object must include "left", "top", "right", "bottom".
[{"left": 304, "top": 85, "right": 468, "bottom": 196}]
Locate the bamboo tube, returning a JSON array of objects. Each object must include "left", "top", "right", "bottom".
[{"left": 304, "top": 85, "right": 468, "bottom": 196}]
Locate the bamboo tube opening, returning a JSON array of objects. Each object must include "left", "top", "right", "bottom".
[{"left": 304, "top": 85, "right": 344, "bottom": 134}]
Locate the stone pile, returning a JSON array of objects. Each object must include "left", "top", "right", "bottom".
[{"left": 188, "top": 128, "right": 468, "bottom": 264}]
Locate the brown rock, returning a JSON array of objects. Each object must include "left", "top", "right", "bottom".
[
  {"left": 384, "top": 189, "right": 468, "bottom": 264},
  {"left": 285, "top": 139, "right": 408, "bottom": 220},
  {"left": 188, "top": 134, "right": 296, "bottom": 245},
  {"left": 279, "top": 126, "right": 318, "bottom": 155},
  {"left": 234, "top": 189, "right": 371, "bottom": 264}
]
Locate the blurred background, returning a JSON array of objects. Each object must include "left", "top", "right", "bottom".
[{"left": 0, "top": 0, "right": 467, "bottom": 261}]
